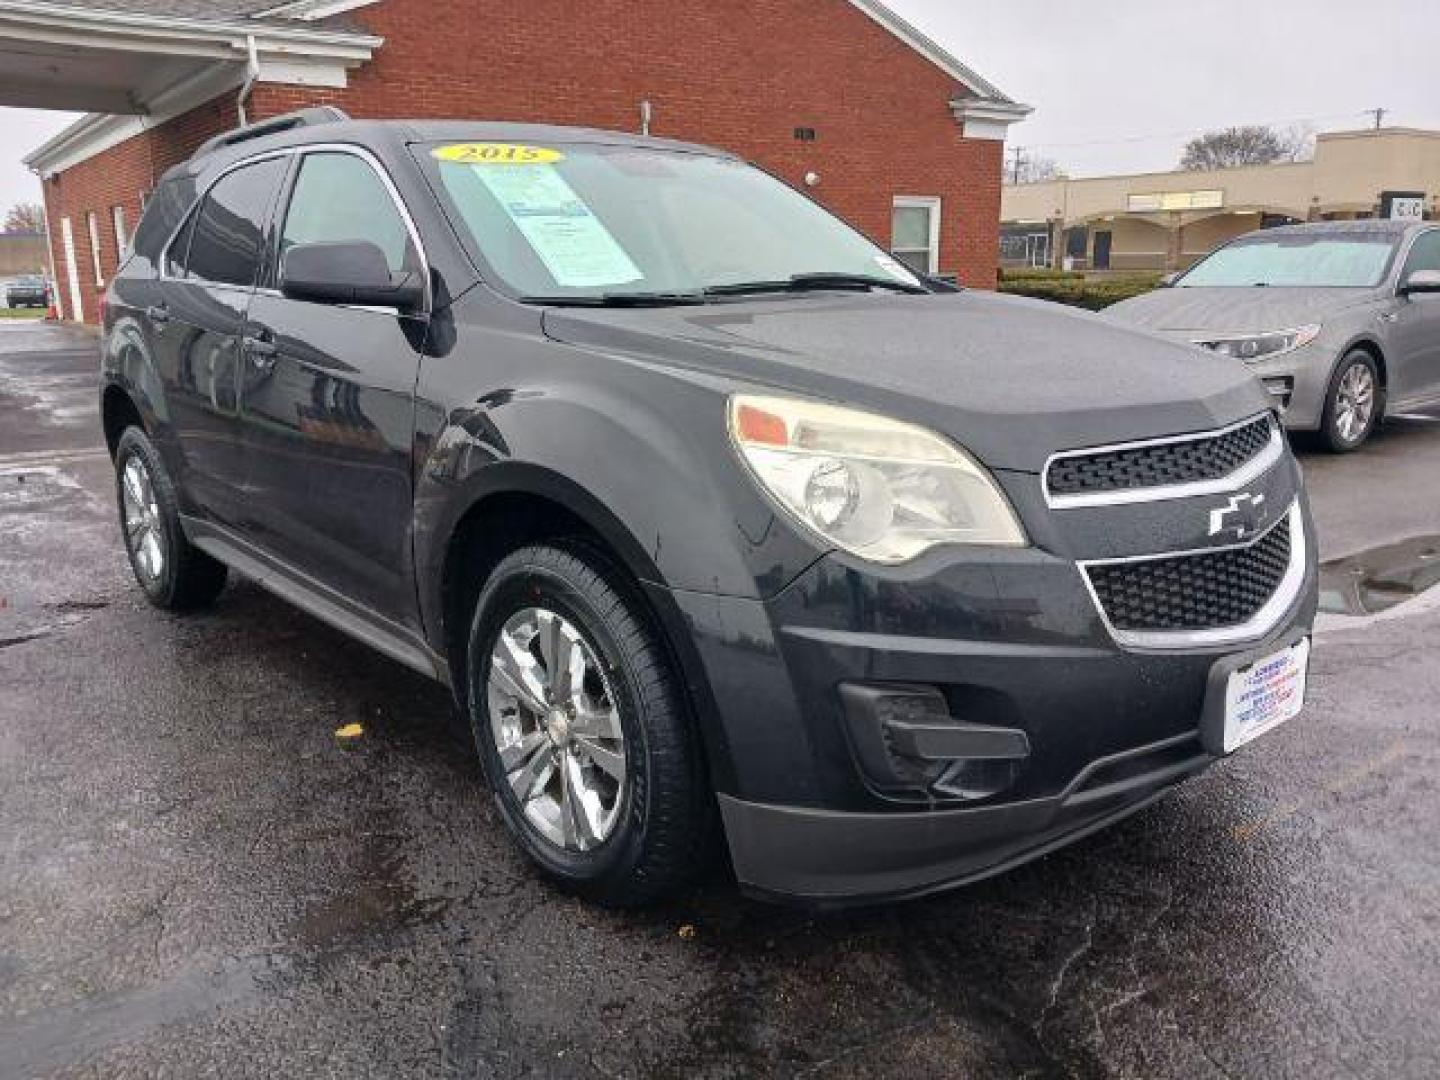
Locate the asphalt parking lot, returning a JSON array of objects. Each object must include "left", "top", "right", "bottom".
[{"left": 2, "top": 320, "right": 1437, "bottom": 1079}]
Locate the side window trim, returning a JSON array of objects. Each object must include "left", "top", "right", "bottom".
[
  {"left": 1400, "top": 227, "right": 1440, "bottom": 282},
  {"left": 270, "top": 143, "right": 432, "bottom": 314}
]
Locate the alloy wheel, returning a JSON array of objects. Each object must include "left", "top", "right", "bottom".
[
  {"left": 120, "top": 456, "right": 166, "bottom": 584},
  {"left": 1334, "top": 362, "right": 1376, "bottom": 445},
  {"left": 486, "top": 607, "right": 627, "bottom": 852}
]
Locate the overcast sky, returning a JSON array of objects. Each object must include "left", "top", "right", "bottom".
[{"left": 3, "top": 0, "right": 1438, "bottom": 216}]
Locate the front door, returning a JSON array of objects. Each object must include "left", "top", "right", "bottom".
[
  {"left": 1390, "top": 228, "right": 1440, "bottom": 404},
  {"left": 240, "top": 148, "right": 429, "bottom": 626},
  {"left": 1093, "top": 230, "right": 1113, "bottom": 271},
  {"left": 150, "top": 156, "right": 288, "bottom": 526}
]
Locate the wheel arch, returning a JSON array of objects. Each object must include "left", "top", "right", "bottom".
[
  {"left": 1339, "top": 335, "right": 1389, "bottom": 392},
  {"left": 101, "top": 382, "right": 147, "bottom": 458},
  {"left": 428, "top": 466, "right": 740, "bottom": 796}
]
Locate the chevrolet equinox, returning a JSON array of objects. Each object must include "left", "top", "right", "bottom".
[{"left": 100, "top": 109, "right": 1319, "bottom": 906}]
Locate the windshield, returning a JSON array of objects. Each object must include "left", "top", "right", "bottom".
[
  {"left": 1179, "top": 233, "right": 1398, "bottom": 288},
  {"left": 421, "top": 141, "right": 922, "bottom": 300}
]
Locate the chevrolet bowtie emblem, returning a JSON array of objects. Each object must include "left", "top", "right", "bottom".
[{"left": 1208, "top": 492, "right": 1267, "bottom": 542}]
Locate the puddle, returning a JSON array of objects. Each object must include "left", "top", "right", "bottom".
[{"left": 1318, "top": 536, "right": 1440, "bottom": 615}]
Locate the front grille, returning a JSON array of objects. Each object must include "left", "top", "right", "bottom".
[
  {"left": 1048, "top": 415, "right": 1274, "bottom": 498},
  {"left": 1085, "top": 515, "right": 1292, "bottom": 632}
]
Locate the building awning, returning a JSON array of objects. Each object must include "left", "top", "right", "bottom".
[{"left": 7, "top": 1, "right": 380, "bottom": 174}]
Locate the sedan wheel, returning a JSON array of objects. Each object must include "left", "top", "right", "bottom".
[
  {"left": 1321, "top": 351, "right": 1381, "bottom": 453},
  {"left": 1335, "top": 363, "right": 1375, "bottom": 444}
]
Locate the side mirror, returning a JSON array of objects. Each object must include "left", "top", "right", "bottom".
[
  {"left": 1400, "top": 269, "right": 1440, "bottom": 296},
  {"left": 279, "top": 241, "right": 424, "bottom": 311}
]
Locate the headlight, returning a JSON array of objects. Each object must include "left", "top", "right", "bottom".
[
  {"left": 1193, "top": 324, "right": 1321, "bottom": 362},
  {"left": 727, "top": 395, "right": 1027, "bottom": 563}
]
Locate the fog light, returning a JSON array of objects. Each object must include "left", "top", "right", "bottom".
[
  {"left": 839, "top": 682, "right": 1031, "bottom": 802},
  {"left": 1262, "top": 376, "right": 1294, "bottom": 412}
]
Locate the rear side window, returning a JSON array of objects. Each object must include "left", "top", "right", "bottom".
[
  {"left": 280, "top": 152, "right": 416, "bottom": 275},
  {"left": 130, "top": 177, "right": 193, "bottom": 264},
  {"left": 173, "top": 157, "right": 286, "bottom": 287}
]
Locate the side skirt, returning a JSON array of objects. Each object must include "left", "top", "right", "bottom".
[{"left": 182, "top": 515, "right": 450, "bottom": 687}]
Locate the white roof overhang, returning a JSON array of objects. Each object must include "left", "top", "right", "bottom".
[{"left": 7, "top": 1, "right": 380, "bottom": 174}]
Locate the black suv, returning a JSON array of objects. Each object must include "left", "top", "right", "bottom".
[{"left": 101, "top": 109, "right": 1318, "bottom": 906}]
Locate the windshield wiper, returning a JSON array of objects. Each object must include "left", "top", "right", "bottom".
[
  {"left": 519, "top": 291, "right": 708, "bottom": 308},
  {"left": 704, "top": 272, "right": 931, "bottom": 298}
]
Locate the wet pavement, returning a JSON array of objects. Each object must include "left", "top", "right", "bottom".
[{"left": 2, "top": 321, "right": 1438, "bottom": 1079}]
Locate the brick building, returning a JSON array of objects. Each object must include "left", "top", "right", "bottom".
[{"left": 11, "top": 0, "right": 1029, "bottom": 324}]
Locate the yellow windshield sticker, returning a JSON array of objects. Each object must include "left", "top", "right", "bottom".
[{"left": 432, "top": 143, "right": 565, "bottom": 165}]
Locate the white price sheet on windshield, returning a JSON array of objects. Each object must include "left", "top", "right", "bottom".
[{"left": 470, "top": 164, "right": 643, "bottom": 290}]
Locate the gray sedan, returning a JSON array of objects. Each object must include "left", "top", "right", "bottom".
[{"left": 1106, "top": 220, "right": 1440, "bottom": 451}]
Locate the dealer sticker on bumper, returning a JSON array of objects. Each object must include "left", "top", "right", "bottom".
[{"left": 1223, "top": 638, "right": 1310, "bottom": 753}]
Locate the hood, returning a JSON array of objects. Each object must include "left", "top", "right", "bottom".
[
  {"left": 543, "top": 290, "right": 1269, "bottom": 473},
  {"left": 1104, "top": 285, "right": 1380, "bottom": 335}
]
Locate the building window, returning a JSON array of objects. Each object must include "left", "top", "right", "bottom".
[
  {"left": 86, "top": 210, "right": 103, "bottom": 286},
  {"left": 112, "top": 205, "right": 128, "bottom": 260},
  {"left": 891, "top": 196, "right": 941, "bottom": 275}
]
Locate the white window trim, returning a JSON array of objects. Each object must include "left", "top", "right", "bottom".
[
  {"left": 892, "top": 196, "right": 942, "bottom": 275},
  {"left": 86, "top": 210, "right": 103, "bottom": 286}
]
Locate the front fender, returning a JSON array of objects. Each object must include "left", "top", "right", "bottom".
[{"left": 411, "top": 356, "right": 823, "bottom": 612}]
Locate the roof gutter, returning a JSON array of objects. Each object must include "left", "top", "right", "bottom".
[{"left": 0, "top": 1, "right": 383, "bottom": 53}]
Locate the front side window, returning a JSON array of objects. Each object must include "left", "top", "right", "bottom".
[
  {"left": 280, "top": 152, "right": 417, "bottom": 276},
  {"left": 1401, "top": 230, "right": 1440, "bottom": 280},
  {"left": 891, "top": 197, "right": 941, "bottom": 275},
  {"left": 178, "top": 156, "right": 287, "bottom": 287},
  {"left": 1179, "top": 232, "right": 1400, "bottom": 288},
  {"left": 422, "top": 142, "right": 920, "bottom": 299}
]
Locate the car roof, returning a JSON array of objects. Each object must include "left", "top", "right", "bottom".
[
  {"left": 163, "top": 115, "right": 734, "bottom": 186},
  {"left": 1247, "top": 219, "right": 1423, "bottom": 240}
]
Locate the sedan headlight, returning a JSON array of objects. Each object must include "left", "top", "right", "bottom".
[
  {"left": 727, "top": 395, "right": 1027, "bottom": 563},
  {"left": 1193, "top": 324, "right": 1321, "bottom": 362}
]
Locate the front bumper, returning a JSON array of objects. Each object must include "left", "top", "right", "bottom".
[{"left": 660, "top": 490, "right": 1318, "bottom": 906}]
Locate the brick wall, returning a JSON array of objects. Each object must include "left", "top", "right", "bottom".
[
  {"left": 41, "top": 97, "right": 240, "bottom": 322},
  {"left": 43, "top": 0, "right": 1006, "bottom": 323}
]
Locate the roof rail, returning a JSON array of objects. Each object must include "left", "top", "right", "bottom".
[{"left": 192, "top": 106, "right": 350, "bottom": 161}]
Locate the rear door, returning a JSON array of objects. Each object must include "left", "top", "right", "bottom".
[
  {"left": 239, "top": 147, "right": 430, "bottom": 626},
  {"left": 152, "top": 155, "right": 288, "bottom": 526},
  {"left": 1390, "top": 228, "right": 1440, "bottom": 403}
]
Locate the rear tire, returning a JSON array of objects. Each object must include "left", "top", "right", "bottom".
[
  {"left": 115, "top": 426, "right": 228, "bottom": 610},
  {"left": 1319, "top": 350, "right": 1381, "bottom": 453},
  {"left": 465, "top": 542, "right": 711, "bottom": 907}
]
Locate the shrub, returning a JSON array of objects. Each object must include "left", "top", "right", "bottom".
[{"left": 998, "top": 272, "right": 1162, "bottom": 311}]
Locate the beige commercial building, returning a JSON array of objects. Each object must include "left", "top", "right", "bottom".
[{"left": 1001, "top": 127, "right": 1440, "bottom": 273}]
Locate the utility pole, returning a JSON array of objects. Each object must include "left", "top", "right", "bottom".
[
  {"left": 1368, "top": 107, "right": 1387, "bottom": 130},
  {"left": 1008, "top": 145, "right": 1027, "bottom": 185}
]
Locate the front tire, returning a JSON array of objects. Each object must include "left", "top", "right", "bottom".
[
  {"left": 1320, "top": 350, "right": 1381, "bottom": 452},
  {"left": 466, "top": 542, "right": 711, "bottom": 907},
  {"left": 114, "top": 426, "right": 228, "bottom": 610}
]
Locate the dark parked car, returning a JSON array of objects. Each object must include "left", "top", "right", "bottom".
[
  {"left": 6, "top": 274, "right": 48, "bottom": 308},
  {"left": 101, "top": 109, "right": 1318, "bottom": 907}
]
